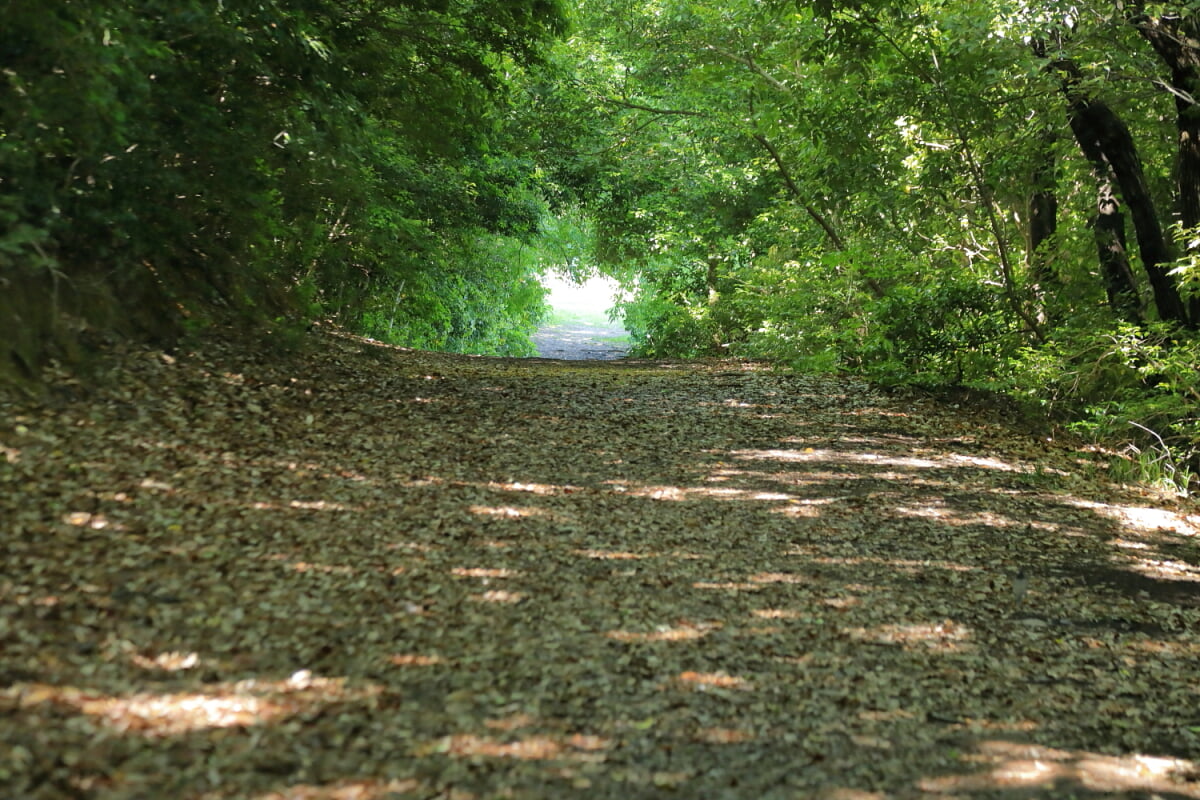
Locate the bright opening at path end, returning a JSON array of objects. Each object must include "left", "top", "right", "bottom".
[
  {"left": 542, "top": 274, "right": 623, "bottom": 325},
  {"left": 534, "top": 274, "right": 629, "bottom": 360}
]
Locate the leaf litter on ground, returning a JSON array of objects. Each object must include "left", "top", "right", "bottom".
[{"left": 1, "top": 329, "right": 1199, "bottom": 799}]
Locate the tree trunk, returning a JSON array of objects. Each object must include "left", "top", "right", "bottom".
[
  {"left": 1093, "top": 185, "right": 1144, "bottom": 323},
  {"left": 1056, "top": 59, "right": 1190, "bottom": 325},
  {"left": 706, "top": 256, "right": 720, "bottom": 307},
  {"left": 1028, "top": 130, "right": 1059, "bottom": 321},
  {"left": 1134, "top": 12, "right": 1200, "bottom": 326}
]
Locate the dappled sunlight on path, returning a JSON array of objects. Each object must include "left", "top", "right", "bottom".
[{"left": 2, "top": 331, "right": 1199, "bottom": 798}]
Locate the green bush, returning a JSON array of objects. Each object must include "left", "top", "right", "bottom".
[
  {"left": 620, "top": 295, "right": 719, "bottom": 358},
  {"left": 1002, "top": 321, "right": 1199, "bottom": 495},
  {"left": 862, "top": 281, "right": 1022, "bottom": 385},
  {"left": 0, "top": 0, "right": 565, "bottom": 379}
]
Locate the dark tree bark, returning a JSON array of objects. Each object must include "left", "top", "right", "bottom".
[
  {"left": 1055, "top": 59, "right": 1191, "bottom": 325},
  {"left": 1093, "top": 185, "right": 1144, "bottom": 323},
  {"left": 1028, "top": 129, "right": 1059, "bottom": 321},
  {"left": 1028, "top": 146, "right": 1059, "bottom": 273},
  {"left": 1133, "top": 12, "right": 1200, "bottom": 326},
  {"left": 1027, "top": 42, "right": 1060, "bottom": 324}
]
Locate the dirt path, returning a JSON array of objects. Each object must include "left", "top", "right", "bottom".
[
  {"left": 532, "top": 320, "right": 629, "bottom": 360},
  {"left": 2, "top": 332, "right": 1199, "bottom": 799}
]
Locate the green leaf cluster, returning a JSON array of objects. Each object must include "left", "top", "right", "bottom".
[
  {"left": 1, "top": 0, "right": 566, "bottom": 377},
  {"left": 551, "top": 0, "right": 1199, "bottom": 492}
]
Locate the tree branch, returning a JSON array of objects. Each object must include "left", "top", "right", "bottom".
[
  {"left": 703, "top": 44, "right": 792, "bottom": 94},
  {"left": 751, "top": 133, "right": 886, "bottom": 298},
  {"left": 603, "top": 97, "right": 708, "bottom": 116},
  {"left": 751, "top": 134, "right": 841, "bottom": 246}
]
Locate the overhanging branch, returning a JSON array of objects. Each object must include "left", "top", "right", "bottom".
[
  {"left": 603, "top": 97, "right": 708, "bottom": 116},
  {"left": 751, "top": 133, "right": 886, "bottom": 298}
]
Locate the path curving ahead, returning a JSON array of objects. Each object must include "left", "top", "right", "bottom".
[{"left": 2, "top": 330, "right": 1198, "bottom": 798}]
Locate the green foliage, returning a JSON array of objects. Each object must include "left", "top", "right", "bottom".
[
  {"left": 862, "top": 281, "right": 1022, "bottom": 385},
  {"left": 0, "top": 199, "right": 56, "bottom": 274},
  {"left": 1, "top": 0, "right": 566, "bottom": 373},
  {"left": 548, "top": 0, "right": 1198, "bottom": 488},
  {"left": 996, "top": 321, "right": 1200, "bottom": 495},
  {"left": 4, "top": 0, "right": 1198, "bottom": 489},
  {"left": 361, "top": 235, "right": 548, "bottom": 356},
  {"left": 619, "top": 290, "right": 718, "bottom": 358},
  {"left": 1107, "top": 434, "right": 1196, "bottom": 497},
  {"left": 722, "top": 246, "right": 864, "bottom": 370},
  {"left": 533, "top": 210, "right": 597, "bottom": 282},
  {"left": 1167, "top": 222, "right": 1200, "bottom": 302}
]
